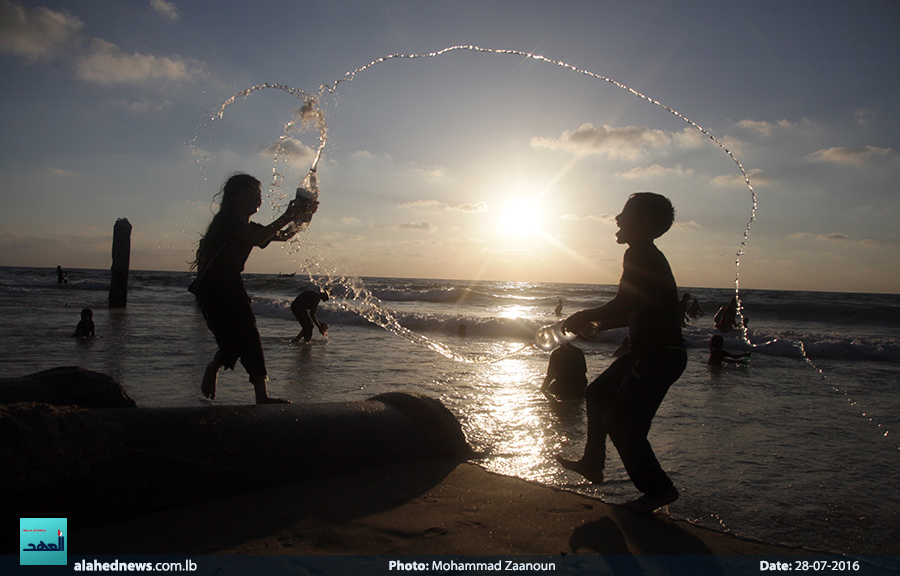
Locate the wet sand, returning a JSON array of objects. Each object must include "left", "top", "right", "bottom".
[{"left": 77, "top": 460, "right": 811, "bottom": 556}]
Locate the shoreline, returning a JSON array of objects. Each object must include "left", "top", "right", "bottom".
[{"left": 77, "top": 460, "right": 814, "bottom": 556}]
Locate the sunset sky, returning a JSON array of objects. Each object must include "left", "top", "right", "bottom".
[{"left": 1, "top": 1, "right": 898, "bottom": 293}]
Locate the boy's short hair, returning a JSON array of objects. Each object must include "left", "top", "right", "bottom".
[{"left": 628, "top": 192, "right": 676, "bottom": 238}]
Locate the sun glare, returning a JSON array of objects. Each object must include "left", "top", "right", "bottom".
[{"left": 495, "top": 196, "right": 546, "bottom": 238}]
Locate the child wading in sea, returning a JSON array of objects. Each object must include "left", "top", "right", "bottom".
[
  {"left": 73, "top": 308, "right": 95, "bottom": 338},
  {"left": 556, "top": 192, "right": 687, "bottom": 514},
  {"left": 189, "top": 173, "right": 315, "bottom": 404},
  {"left": 707, "top": 334, "right": 751, "bottom": 367}
]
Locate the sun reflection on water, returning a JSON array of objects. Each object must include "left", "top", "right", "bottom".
[{"left": 465, "top": 352, "right": 584, "bottom": 484}]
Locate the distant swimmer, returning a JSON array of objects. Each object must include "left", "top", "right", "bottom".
[
  {"left": 189, "top": 173, "right": 314, "bottom": 404},
  {"left": 56, "top": 265, "right": 67, "bottom": 285},
  {"left": 707, "top": 335, "right": 750, "bottom": 367},
  {"left": 72, "top": 308, "right": 95, "bottom": 338},
  {"left": 714, "top": 297, "right": 739, "bottom": 332},
  {"left": 554, "top": 298, "right": 563, "bottom": 316},
  {"left": 678, "top": 293, "right": 692, "bottom": 326},
  {"left": 290, "top": 289, "right": 329, "bottom": 343},
  {"left": 541, "top": 341, "right": 588, "bottom": 400},
  {"left": 687, "top": 298, "right": 703, "bottom": 319}
]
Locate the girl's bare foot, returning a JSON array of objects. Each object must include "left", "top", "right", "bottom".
[{"left": 201, "top": 362, "right": 218, "bottom": 399}]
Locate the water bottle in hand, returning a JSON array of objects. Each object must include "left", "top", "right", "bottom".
[{"left": 534, "top": 320, "right": 576, "bottom": 351}]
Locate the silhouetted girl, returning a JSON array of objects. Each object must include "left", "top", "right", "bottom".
[{"left": 190, "top": 173, "right": 315, "bottom": 403}]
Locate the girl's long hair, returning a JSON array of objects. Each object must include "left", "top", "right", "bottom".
[{"left": 191, "top": 173, "right": 260, "bottom": 271}]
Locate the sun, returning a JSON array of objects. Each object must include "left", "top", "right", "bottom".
[{"left": 494, "top": 195, "right": 546, "bottom": 239}]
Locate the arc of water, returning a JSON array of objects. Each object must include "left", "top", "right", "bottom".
[
  {"left": 321, "top": 45, "right": 757, "bottom": 326},
  {"left": 318, "top": 45, "right": 894, "bottom": 448},
  {"left": 195, "top": 47, "right": 892, "bottom": 447}
]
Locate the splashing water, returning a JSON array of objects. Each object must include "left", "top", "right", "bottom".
[{"left": 195, "top": 45, "right": 893, "bottom": 447}]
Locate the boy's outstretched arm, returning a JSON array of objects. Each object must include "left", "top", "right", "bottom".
[{"left": 563, "top": 290, "right": 636, "bottom": 334}]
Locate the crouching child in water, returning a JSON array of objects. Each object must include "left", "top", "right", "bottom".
[
  {"left": 556, "top": 192, "right": 686, "bottom": 514},
  {"left": 73, "top": 308, "right": 95, "bottom": 338}
]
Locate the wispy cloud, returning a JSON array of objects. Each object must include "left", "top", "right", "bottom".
[
  {"left": 151, "top": 0, "right": 179, "bottom": 21},
  {"left": 39, "top": 166, "right": 80, "bottom": 177},
  {"left": 258, "top": 137, "right": 317, "bottom": 166},
  {"left": 789, "top": 232, "right": 883, "bottom": 247},
  {"left": 710, "top": 167, "right": 769, "bottom": 187},
  {"left": 735, "top": 118, "right": 810, "bottom": 137},
  {"left": 108, "top": 98, "right": 173, "bottom": 113},
  {"left": 380, "top": 221, "right": 437, "bottom": 233},
  {"left": 673, "top": 219, "right": 702, "bottom": 231},
  {"left": 854, "top": 108, "right": 876, "bottom": 128},
  {"left": 618, "top": 164, "right": 693, "bottom": 179},
  {"left": 805, "top": 146, "right": 896, "bottom": 166},
  {"left": 560, "top": 213, "right": 616, "bottom": 224},
  {"left": 0, "top": 0, "right": 84, "bottom": 60},
  {"left": 531, "top": 123, "right": 672, "bottom": 160},
  {"left": 75, "top": 38, "right": 193, "bottom": 84},
  {"left": 399, "top": 199, "right": 488, "bottom": 213}
]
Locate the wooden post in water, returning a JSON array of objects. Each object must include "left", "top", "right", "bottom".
[{"left": 109, "top": 218, "right": 132, "bottom": 308}]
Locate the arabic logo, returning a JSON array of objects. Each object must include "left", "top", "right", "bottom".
[
  {"left": 19, "top": 518, "right": 67, "bottom": 566},
  {"left": 23, "top": 529, "right": 64, "bottom": 552}
]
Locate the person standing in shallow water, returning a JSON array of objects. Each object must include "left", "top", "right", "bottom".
[
  {"left": 556, "top": 192, "right": 686, "bottom": 514},
  {"left": 190, "top": 173, "right": 314, "bottom": 404}
]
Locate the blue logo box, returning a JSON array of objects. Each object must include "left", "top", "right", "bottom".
[{"left": 20, "top": 518, "right": 67, "bottom": 566}]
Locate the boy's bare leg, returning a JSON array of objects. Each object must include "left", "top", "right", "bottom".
[{"left": 252, "top": 375, "right": 291, "bottom": 404}]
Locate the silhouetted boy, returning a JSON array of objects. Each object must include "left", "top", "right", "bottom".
[{"left": 557, "top": 192, "right": 686, "bottom": 514}]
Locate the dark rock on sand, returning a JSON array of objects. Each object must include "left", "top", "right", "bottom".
[
  {"left": 1, "top": 389, "right": 470, "bottom": 530},
  {"left": 0, "top": 366, "right": 136, "bottom": 408}
]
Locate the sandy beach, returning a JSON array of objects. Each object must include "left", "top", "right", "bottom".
[{"left": 77, "top": 460, "right": 810, "bottom": 556}]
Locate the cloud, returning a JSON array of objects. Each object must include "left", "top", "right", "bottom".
[
  {"left": 380, "top": 221, "right": 437, "bottom": 233},
  {"left": 108, "top": 98, "right": 173, "bottom": 113},
  {"left": 399, "top": 200, "right": 443, "bottom": 210},
  {"left": 672, "top": 128, "right": 709, "bottom": 149},
  {"left": 452, "top": 201, "right": 488, "bottom": 213},
  {"left": 673, "top": 219, "right": 702, "bottom": 231},
  {"left": 735, "top": 118, "right": 807, "bottom": 137},
  {"left": 618, "top": 164, "right": 693, "bottom": 179},
  {"left": 560, "top": 213, "right": 616, "bottom": 224},
  {"left": 151, "top": 0, "right": 179, "bottom": 21},
  {"left": 407, "top": 165, "right": 450, "bottom": 184},
  {"left": 530, "top": 123, "right": 671, "bottom": 160},
  {"left": 259, "top": 137, "right": 317, "bottom": 165},
  {"left": 710, "top": 167, "right": 770, "bottom": 187},
  {"left": 399, "top": 200, "right": 488, "bottom": 213},
  {"left": 789, "top": 232, "right": 883, "bottom": 247},
  {"left": 75, "top": 38, "right": 192, "bottom": 84},
  {"left": 805, "top": 146, "right": 896, "bottom": 166},
  {"left": 0, "top": 0, "right": 84, "bottom": 60},
  {"left": 39, "top": 166, "right": 80, "bottom": 177},
  {"left": 854, "top": 108, "right": 876, "bottom": 128}
]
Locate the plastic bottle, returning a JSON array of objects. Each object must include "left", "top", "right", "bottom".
[
  {"left": 296, "top": 169, "right": 319, "bottom": 202},
  {"left": 285, "top": 169, "right": 319, "bottom": 234},
  {"left": 534, "top": 320, "right": 577, "bottom": 351}
]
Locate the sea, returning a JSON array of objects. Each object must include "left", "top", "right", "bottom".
[{"left": 1, "top": 265, "right": 898, "bottom": 558}]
